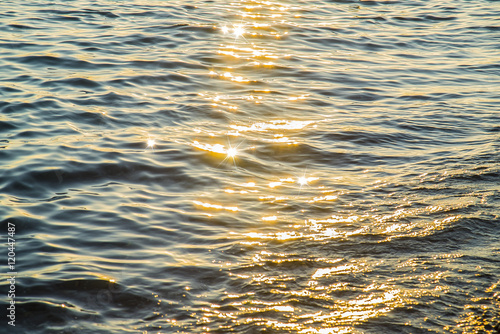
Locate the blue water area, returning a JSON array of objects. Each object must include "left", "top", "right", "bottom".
[{"left": 0, "top": 0, "right": 499, "bottom": 333}]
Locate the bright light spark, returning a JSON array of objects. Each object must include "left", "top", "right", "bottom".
[
  {"left": 222, "top": 139, "right": 245, "bottom": 168},
  {"left": 147, "top": 139, "right": 156, "bottom": 149},
  {"left": 233, "top": 24, "right": 245, "bottom": 38},
  {"left": 221, "top": 25, "right": 230, "bottom": 34},
  {"left": 298, "top": 176, "right": 308, "bottom": 186},
  {"left": 227, "top": 147, "right": 238, "bottom": 158}
]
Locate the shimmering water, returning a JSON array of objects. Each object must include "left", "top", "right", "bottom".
[{"left": 1, "top": 0, "right": 499, "bottom": 333}]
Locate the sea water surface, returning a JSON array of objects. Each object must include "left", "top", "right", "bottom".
[{"left": 1, "top": 0, "right": 499, "bottom": 333}]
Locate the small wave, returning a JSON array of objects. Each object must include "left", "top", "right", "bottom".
[{"left": 10, "top": 55, "right": 104, "bottom": 70}]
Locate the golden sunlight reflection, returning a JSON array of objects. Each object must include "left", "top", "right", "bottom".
[
  {"left": 192, "top": 140, "right": 227, "bottom": 155},
  {"left": 307, "top": 195, "right": 338, "bottom": 203},
  {"left": 193, "top": 200, "right": 239, "bottom": 212},
  {"left": 297, "top": 175, "right": 318, "bottom": 190},
  {"left": 259, "top": 195, "right": 288, "bottom": 202},
  {"left": 191, "top": 139, "right": 244, "bottom": 168},
  {"left": 237, "top": 203, "right": 465, "bottom": 248},
  {"left": 204, "top": 262, "right": 442, "bottom": 333},
  {"left": 186, "top": 1, "right": 488, "bottom": 333},
  {"left": 210, "top": 0, "right": 298, "bottom": 103},
  {"left": 220, "top": 23, "right": 247, "bottom": 39},
  {"left": 204, "top": 242, "right": 451, "bottom": 333},
  {"left": 311, "top": 264, "right": 362, "bottom": 279},
  {"left": 268, "top": 181, "right": 282, "bottom": 188},
  {"left": 230, "top": 120, "right": 315, "bottom": 132},
  {"left": 192, "top": 140, "right": 240, "bottom": 158},
  {"left": 204, "top": 2, "right": 430, "bottom": 330}
]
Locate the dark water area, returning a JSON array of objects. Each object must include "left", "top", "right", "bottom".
[{"left": 0, "top": 0, "right": 499, "bottom": 333}]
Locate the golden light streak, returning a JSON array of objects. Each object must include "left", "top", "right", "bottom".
[
  {"left": 307, "top": 195, "right": 338, "bottom": 203},
  {"left": 230, "top": 120, "right": 314, "bottom": 132},
  {"left": 192, "top": 140, "right": 227, "bottom": 154},
  {"left": 312, "top": 264, "right": 359, "bottom": 279},
  {"left": 280, "top": 177, "right": 295, "bottom": 183},
  {"left": 191, "top": 138, "right": 244, "bottom": 168},
  {"left": 193, "top": 200, "right": 239, "bottom": 212},
  {"left": 259, "top": 195, "right": 288, "bottom": 202}
]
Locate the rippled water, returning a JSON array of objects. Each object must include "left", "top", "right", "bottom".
[{"left": 1, "top": 0, "right": 499, "bottom": 333}]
